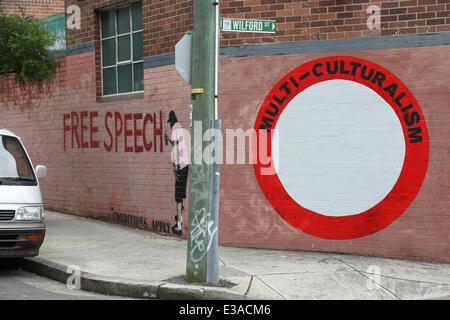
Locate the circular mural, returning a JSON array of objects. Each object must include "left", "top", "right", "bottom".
[{"left": 253, "top": 56, "right": 429, "bottom": 240}]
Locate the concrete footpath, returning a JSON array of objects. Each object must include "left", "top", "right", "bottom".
[{"left": 20, "top": 211, "right": 450, "bottom": 300}]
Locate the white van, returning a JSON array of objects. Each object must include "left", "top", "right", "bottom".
[{"left": 0, "top": 128, "right": 47, "bottom": 258}]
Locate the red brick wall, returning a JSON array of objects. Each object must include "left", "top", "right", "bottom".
[
  {"left": 0, "top": 44, "right": 449, "bottom": 263},
  {"left": 0, "top": 51, "right": 191, "bottom": 234},
  {"left": 65, "top": 0, "right": 450, "bottom": 51},
  {"left": 65, "top": 0, "right": 193, "bottom": 57},
  {"left": 220, "top": 0, "right": 450, "bottom": 44},
  {"left": 217, "top": 45, "right": 450, "bottom": 263},
  {"left": 1, "top": 0, "right": 449, "bottom": 263},
  {"left": 0, "top": 0, "right": 65, "bottom": 19},
  {"left": 64, "top": 0, "right": 193, "bottom": 98},
  {"left": 66, "top": 0, "right": 450, "bottom": 98}
]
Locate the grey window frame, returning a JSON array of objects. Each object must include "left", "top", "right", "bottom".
[{"left": 100, "top": 2, "right": 144, "bottom": 97}]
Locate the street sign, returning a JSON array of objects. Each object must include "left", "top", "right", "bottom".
[
  {"left": 221, "top": 18, "right": 276, "bottom": 33},
  {"left": 175, "top": 31, "right": 193, "bottom": 84}
]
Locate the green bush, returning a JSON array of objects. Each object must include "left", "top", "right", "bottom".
[{"left": 0, "top": 12, "right": 58, "bottom": 84}]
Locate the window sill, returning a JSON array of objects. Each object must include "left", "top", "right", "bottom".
[{"left": 98, "top": 91, "right": 144, "bottom": 103}]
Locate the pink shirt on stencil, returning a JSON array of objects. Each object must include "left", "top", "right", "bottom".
[{"left": 171, "top": 122, "right": 189, "bottom": 169}]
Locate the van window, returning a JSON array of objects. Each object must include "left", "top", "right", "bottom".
[{"left": 0, "top": 135, "right": 37, "bottom": 186}]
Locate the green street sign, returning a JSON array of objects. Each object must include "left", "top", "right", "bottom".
[{"left": 220, "top": 18, "right": 276, "bottom": 33}]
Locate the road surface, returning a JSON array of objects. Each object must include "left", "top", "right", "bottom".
[{"left": 0, "top": 259, "right": 132, "bottom": 300}]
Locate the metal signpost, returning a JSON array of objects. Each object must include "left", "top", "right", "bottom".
[{"left": 175, "top": 2, "right": 277, "bottom": 285}]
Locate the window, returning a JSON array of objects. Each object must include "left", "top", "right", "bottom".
[
  {"left": 0, "top": 135, "right": 36, "bottom": 186},
  {"left": 100, "top": 2, "right": 143, "bottom": 96}
]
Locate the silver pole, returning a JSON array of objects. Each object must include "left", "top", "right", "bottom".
[
  {"left": 206, "top": 119, "right": 221, "bottom": 285},
  {"left": 214, "top": 0, "right": 220, "bottom": 120},
  {"left": 206, "top": 0, "right": 220, "bottom": 285}
]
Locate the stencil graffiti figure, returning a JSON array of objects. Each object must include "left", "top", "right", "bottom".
[{"left": 165, "top": 111, "right": 189, "bottom": 236}]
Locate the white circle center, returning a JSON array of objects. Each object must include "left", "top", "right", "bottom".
[{"left": 273, "top": 79, "right": 406, "bottom": 217}]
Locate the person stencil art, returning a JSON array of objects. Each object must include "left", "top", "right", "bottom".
[{"left": 165, "top": 111, "right": 189, "bottom": 236}]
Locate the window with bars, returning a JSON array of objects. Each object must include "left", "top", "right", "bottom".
[{"left": 100, "top": 2, "right": 143, "bottom": 96}]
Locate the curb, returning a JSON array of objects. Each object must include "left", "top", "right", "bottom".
[{"left": 22, "top": 257, "right": 251, "bottom": 300}]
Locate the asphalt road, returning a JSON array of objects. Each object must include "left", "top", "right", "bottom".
[{"left": 0, "top": 259, "right": 131, "bottom": 300}]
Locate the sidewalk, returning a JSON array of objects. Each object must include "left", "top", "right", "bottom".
[{"left": 22, "top": 211, "right": 450, "bottom": 300}]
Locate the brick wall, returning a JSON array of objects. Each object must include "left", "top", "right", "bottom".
[
  {"left": 64, "top": 0, "right": 193, "bottom": 98},
  {"left": 220, "top": 0, "right": 450, "bottom": 44},
  {"left": 0, "top": 44, "right": 449, "bottom": 263},
  {"left": 66, "top": 0, "right": 450, "bottom": 98},
  {"left": 0, "top": 52, "right": 191, "bottom": 236},
  {"left": 217, "top": 46, "right": 450, "bottom": 263},
  {"left": 65, "top": 0, "right": 450, "bottom": 52},
  {"left": 0, "top": 0, "right": 65, "bottom": 19},
  {"left": 65, "top": 0, "right": 193, "bottom": 57},
  {"left": 1, "top": 0, "right": 449, "bottom": 263}
]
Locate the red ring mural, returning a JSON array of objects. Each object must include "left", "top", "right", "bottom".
[{"left": 253, "top": 56, "right": 429, "bottom": 240}]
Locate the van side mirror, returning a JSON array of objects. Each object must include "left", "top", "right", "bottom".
[{"left": 35, "top": 165, "right": 47, "bottom": 179}]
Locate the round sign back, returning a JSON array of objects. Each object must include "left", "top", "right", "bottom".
[{"left": 253, "top": 56, "right": 429, "bottom": 240}]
